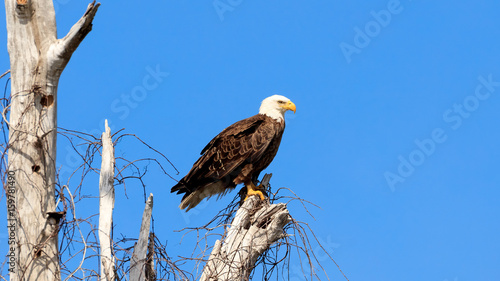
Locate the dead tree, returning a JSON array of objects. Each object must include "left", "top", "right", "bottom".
[
  {"left": 200, "top": 197, "right": 290, "bottom": 280},
  {"left": 198, "top": 174, "right": 289, "bottom": 281},
  {"left": 99, "top": 120, "right": 116, "bottom": 281},
  {"left": 177, "top": 173, "right": 349, "bottom": 281},
  {"left": 130, "top": 193, "right": 154, "bottom": 281},
  {"left": 3, "top": 1, "right": 345, "bottom": 280},
  {"left": 5, "top": 1, "right": 99, "bottom": 280}
]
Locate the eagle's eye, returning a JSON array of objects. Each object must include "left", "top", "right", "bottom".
[{"left": 277, "top": 100, "right": 286, "bottom": 104}]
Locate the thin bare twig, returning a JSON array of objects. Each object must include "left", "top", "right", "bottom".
[
  {"left": 0, "top": 70, "right": 9, "bottom": 80},
  {"left": 177, "top": 176, "right": 349, "bottom": 281}
]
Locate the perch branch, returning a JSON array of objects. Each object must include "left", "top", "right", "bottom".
[{"left": 200, "top": 174, "right": 291, "bottom": 281}]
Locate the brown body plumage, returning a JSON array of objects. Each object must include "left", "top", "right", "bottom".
[{"left": 171, "top": 114, "right": 285, "bottom": 211}]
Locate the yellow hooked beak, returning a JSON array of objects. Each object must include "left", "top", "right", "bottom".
[{"left": 282, "top": 100, "right": 296, "bottom": 113}]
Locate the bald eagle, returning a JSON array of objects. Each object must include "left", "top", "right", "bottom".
[{"left": 171, "top": 95, "right": 296, "bottom": 211}]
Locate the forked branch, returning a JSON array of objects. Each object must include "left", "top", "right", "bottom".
[{"left": 48, "top": 1, "right": 100, "bottom": 72}]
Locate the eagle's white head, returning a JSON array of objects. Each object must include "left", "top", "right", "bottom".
[{"left": 259, "top": 95, "right": 296, "bottom": 121}]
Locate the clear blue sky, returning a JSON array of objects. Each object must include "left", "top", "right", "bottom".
[{"left": 1, "top": 1, "right": 500, "bottom": 280}]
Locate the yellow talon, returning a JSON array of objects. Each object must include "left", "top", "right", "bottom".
[
  {"left": 244, "top": 182, "right": 266, "bottom": 201},
  {"left": 244, "top": 188, "right": 266, "bottom": 201}
]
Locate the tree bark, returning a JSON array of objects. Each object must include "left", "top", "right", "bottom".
[
  {"left": 98, "top": 120, "right": 115, "bottom": 281},
  {"left": 5, "top": 1, "right": 99, "bottom": 280},
  {"left": 130, "top": 193, "right": 154, "bottom": 281},
  {"left": 200, "top": 176, "right": 291, "bottom": 281}
]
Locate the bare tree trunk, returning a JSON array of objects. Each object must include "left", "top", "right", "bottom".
[
  {"left": 99, "top": 120, "right": 116, "bottom": 281},
  {"left": 5, "top": 1, "right": 99, "bottom": 280},
  {"left": 130, "top": 193, "right": 154, "bottom": 281},
  {"left": 200, "top": 175, "right": 291, "bottom": 281}
]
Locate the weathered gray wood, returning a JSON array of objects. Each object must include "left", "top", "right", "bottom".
[
  {"left": 130, "top": 193, "right": 154, "bottom": 281},
  {"left": 4, "top": 1, "right": 99, "bottom": 280},
  {"left": 98, "top": 120, "right": 116, "bottom": 281},
  {"left": 200, "top": 174, "right": 291, "bottom": 281},
  {"left": 145, "top": 232, "right": 156, "bottom": 281}
]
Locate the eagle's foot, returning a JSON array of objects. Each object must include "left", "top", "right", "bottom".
[
  {"left": 244, "top": 182, "right": 266, "bottom": 201},
  {"left": 244, "top": 188, "right": 266, "bottom": 201}
]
